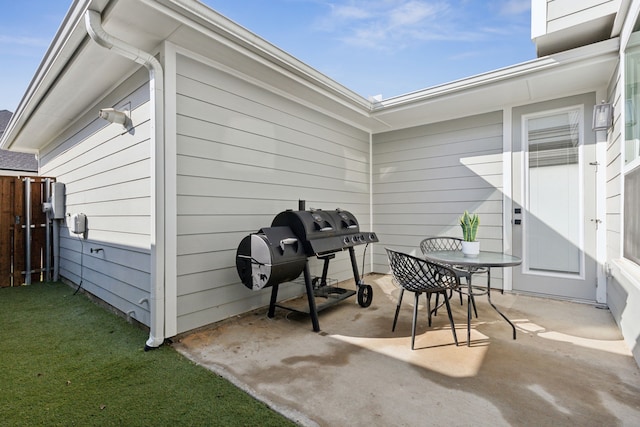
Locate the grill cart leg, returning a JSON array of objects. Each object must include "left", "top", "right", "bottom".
[
  {"left": 268, "top": 283, "right": 280, "bottom": 318},
  {"left": 303, "top": 263, "right": 321, "bottom": 332},
  {"left": 348, "top": 247, "right": 373, "bottom": 307}
]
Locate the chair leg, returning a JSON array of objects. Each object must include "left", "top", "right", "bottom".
[
  {"left": 411, "top": 292, "right": 420, "bottom": 350},
  {"left": 426, "top": 293, "right": 433, "bottom": 327},
  {"left": 433, "top": 293, "right": 440, "bottom": 317},
  {"left": 443, "top": 291, "right": 458, "bottom": 346},
  {"left": 392, "top": 288, "right": 404, "bottom": 332}
]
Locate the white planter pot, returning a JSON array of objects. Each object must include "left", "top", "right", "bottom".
[{"left": 461, "top": 241, "right": 480, "bottom": 257}]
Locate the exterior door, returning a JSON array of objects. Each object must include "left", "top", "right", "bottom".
[{"left": 512, "top": 106, "right": 598, "bottom": 301}]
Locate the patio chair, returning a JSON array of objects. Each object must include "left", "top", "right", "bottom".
[
  {"left": 420, "top": 237, "right": 488, "bottom": 318},
  {"left": 386, "top": 248, "right": 460, "bottom": 349}
]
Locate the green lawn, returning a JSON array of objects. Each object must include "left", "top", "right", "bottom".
[{"left": 0, "top": 282, "right": 296, "bottom": 426}]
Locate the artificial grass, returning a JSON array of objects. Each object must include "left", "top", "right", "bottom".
[{"left": 0, "top": 282, "right": 296, "bottom": 426}]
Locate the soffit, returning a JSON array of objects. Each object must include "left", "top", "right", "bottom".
[{"left": 369, "top": 39, "right": 620, "bottom": 134}]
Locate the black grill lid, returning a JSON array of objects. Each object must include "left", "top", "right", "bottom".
[{"left": 271, "top": 208, "right": 376, "bottom": 256}]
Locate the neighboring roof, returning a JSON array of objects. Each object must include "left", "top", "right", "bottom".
[
  {"left": 0, "top": 149, "right": 38, "bottom": 172},
  {"left": 0, "top": 110, "right": 37, "bottom": 172},
  {"left": 0, "top": 110, "right": 11, "bottom": 136}
]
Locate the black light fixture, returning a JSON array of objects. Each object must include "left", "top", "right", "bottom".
[{"left": 592, "top": 101, "right": 613, "bottom": 131}]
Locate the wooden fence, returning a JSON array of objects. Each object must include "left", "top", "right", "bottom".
[{"left": 0, "top": 176, "right": 53, "bottom": 287}]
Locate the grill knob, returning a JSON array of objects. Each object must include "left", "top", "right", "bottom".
[{"left": 343, "top": 236, "right": 350, "bottom": 244}]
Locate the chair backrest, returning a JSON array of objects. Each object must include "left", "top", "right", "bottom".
[
  {"left": 420, "top": 237, "right": 462, "bottom": 254},
  {"left": 385, "top": 248, "right": 459, "bottom": 293}
]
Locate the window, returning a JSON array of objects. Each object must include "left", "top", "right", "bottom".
[
  {"left": 624, "top": 166, "right": 640, "bottom": 264},
  {"left": 625, "top": 34, "right": 640, "bottom": 167},
  {"left": 625, "top": 32, "right": 640, "bottom": 265}
]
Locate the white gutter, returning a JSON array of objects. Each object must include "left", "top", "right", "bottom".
[{"left": 85, "top": 9, "right": 165, "bottom": 350}]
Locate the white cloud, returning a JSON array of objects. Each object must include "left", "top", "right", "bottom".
[
  {"left": 313, "top": 0, "right": 530, "bottom": 52},
  {"left": 499, "top": 0, "right": 530, "bottom": 16},
  {"left": 316, "top": 0, "right": 454, "bottom": 50},
  {"left": 0, "top": 34, "right": 49, "bottom": 48},
  {"left": 388, "top": 1, "right": 441, "bottom": 27}
]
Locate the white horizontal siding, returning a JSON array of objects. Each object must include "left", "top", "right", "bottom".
[
  {"left": 39, "top": 72, "right": 153, "bottom": 326},
  {"left": 547, "top": 0, "right": 618, "bottom": 33},
  {"left": 372, "top": 111, "right": 504, "bottom": 286},
  {"left": 174, "top": 54, "right": 371, "bottom": 333}
]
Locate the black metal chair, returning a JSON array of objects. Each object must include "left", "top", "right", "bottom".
[
  {"left": 420, "top": 237, "right": 488, "bottom": 318},
  {"left": 386, "top": 248, "right": 460, "bottom": 349}
]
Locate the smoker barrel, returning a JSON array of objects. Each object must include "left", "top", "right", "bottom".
[{"left": 236, "top": 226, "right": 307, "bottom": 290}]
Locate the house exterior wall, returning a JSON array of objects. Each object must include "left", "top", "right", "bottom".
[
  {"left": 605, "top": 7, "right": 640, "bottom": 366},
  {"left": 546, "top": 0, "right": 618, "bottom": 33},
  {"left": 371, "top": 111, "right": 504, "bottom": 288},
  {"left": 173, "top": 53, "right": 371, "bottom": 333},
  {"left": 39, "top": 68, "right": 153, "bottom": 327}
]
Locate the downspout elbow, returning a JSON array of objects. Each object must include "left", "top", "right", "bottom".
[{"left": 85, "top": 10, "right": 162, "bottom": 74}]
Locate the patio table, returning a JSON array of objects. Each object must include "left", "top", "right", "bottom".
[{"left": 421, "top": 250, "right": 522, "bottom": 346}]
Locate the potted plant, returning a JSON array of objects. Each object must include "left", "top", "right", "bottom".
[{"left": 459, "top": 210, "right": 480, "bottom": 257}]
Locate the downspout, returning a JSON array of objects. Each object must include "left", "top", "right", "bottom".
[{"left": 85, "top": 10, "right": 165, "bottom": 350}]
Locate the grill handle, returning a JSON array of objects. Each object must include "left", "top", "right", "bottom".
[{"left": 279, "top": 237, "right": 299, "bottom": 252}]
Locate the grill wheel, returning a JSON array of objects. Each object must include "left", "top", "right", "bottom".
[{"left": 357, "top": 284, "right": 373, "bottom": 307}]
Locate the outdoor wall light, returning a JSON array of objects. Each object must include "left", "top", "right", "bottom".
[
  {"left": 592, "top": 101, "right": 613, "bottom": 131},
  {"left": 99, "top": 107, "right": 131, "bottom": 129}
]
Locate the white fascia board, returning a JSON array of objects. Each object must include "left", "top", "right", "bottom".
[
  {"left": 531, "top": 0, "right": 547, "bottom": 40},
  {"left": 375, "top": 37, "right": 620, "bottom": 112}
]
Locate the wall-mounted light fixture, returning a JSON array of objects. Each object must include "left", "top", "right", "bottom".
[
  {"left": 99, "top": 107, "right": 132, "bottom": 130},
  {"left": 592, "top": 101, "right": 613, "bottom": 131}
]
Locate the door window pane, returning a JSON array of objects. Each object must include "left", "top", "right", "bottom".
[{"left": 526, "top": 110, "right": 581, "bottom": 274}]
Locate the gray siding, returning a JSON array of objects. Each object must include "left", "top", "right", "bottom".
[
  {"left": 372, "top": 111, "right": 504, "bottom": 286},
  {"left": 39, "top": 69, "right": 153, "bottom": 326},
  {"left": 175, "top": 54, "right": 371, "bottom": 333}
]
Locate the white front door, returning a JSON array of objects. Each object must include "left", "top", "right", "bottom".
[{"left": 512, "top": 106, "right": 598, "bottom": 301}]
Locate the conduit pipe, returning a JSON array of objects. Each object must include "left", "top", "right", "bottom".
[
  {"left": 24, "top": 178, "right": 32, "bottom": 285},
  {"left": 45, "top": 178, "right": 52, "bottom": 282},
  {"left": 85, "top": 10, "right": 165, "bottom": 350}
]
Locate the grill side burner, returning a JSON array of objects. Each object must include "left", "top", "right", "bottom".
[{"left": 236, "top": 205, "right": 379, "bottom": 332}]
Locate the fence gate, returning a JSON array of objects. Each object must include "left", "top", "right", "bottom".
[{"left": 0, "top": 176, "right": 53, "bottom": 287}]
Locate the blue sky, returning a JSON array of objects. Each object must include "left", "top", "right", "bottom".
[{"left": 0, "top": 0, "right": 535, "bottom": 112}]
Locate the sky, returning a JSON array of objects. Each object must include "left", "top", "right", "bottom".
[{"left": 0, "top": 0, "right": 535, "bottom": 113}]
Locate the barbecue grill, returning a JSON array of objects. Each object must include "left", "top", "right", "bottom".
[{"left": 236, "top": 202, "right": 378, "bottom": 331}]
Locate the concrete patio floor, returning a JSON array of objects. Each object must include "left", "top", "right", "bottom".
[{"left": 174, "top": 274, "right": 640, "bottom": 426}]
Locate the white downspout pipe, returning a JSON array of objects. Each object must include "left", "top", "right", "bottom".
[{"left": 85, "top": 10, "right": 165, "bottom": 350}]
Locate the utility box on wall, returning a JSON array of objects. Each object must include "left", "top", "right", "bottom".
[
  {"left": 51, "top": 182, "right": 65, "bottom": 219},
  {"left": 71, "top": 213, "right": 86, "bottom": 235}
]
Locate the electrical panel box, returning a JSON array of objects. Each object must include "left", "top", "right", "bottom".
[
  {"left": 71, "top": 213, "right": 86, "bottom": 234},
  {"left": 51, "top": 182, "right": 65, "bottom": 219}
]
